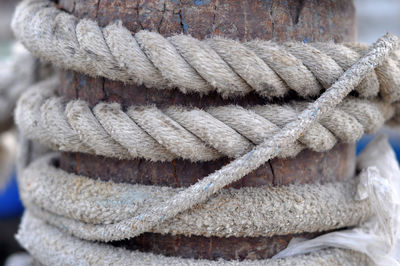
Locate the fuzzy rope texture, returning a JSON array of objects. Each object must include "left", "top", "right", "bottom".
[
  {"left": 15, "top": 78, "right": 394, "bottom": 162},
  {"left": 11, "top": 0, "right": 400, "bottom": 263},
  {"left": 11, "top": 0, "right": 400, "bottom": 102},
  {"left": 16, "top": 135, "right": 397, "bottom": 265},
  {"left": 13, "top": 33, "right": 399, "bottom": 243},
  {"left": 16, "top": 212, "right": 373, "bottom": 266},
  {"left": 19, "top": 153, "right": 372, "bottom": 239}
]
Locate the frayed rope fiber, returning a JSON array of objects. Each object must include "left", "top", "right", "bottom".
[
  {"left": 19, "top": 153, "right": 372, "bottom": 239},
  {"left": 14, "top": 32, "right": 399, "bottom": 239},
  {"left": 10, "top": 0, "right": 400, "bottom": 264},
  {"left": 16, "top": 212, "right": 374, "bottom": 266},
  {"left": 15, "top": 135, "right": 395, "bottom": 266},
  {"left": 11, "top": 0, "right": 400, "bottom": 101},
  {"left": 15, "top": 78, "right": 393, "bottom": 162}
]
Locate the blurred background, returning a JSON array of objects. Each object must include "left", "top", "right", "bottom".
[
  {"left": 354, "top": 0, "right": 400, "bottom": 156},
  {"left": 0, "top": 1, "right": 25, "bottom": 265},
  {"left": 0, "top": 0, "right": 400, "bottom": 264}
]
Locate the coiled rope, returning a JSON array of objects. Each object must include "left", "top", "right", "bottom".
[
  {"left": 11, "top": 0, "right": 400, "bottom": 101},
  {"left": 17, "top": 212, "right": 373, "bottom": 266},
  {"left": 15, "top": 78, "right": 393, "bottom": 162},
  {"left": 17, "top": 134, "right": 397, "bottom": 266},
  {"left": 10, "top": 0, "right": 400, "bottom": 264},
  {"left": 19, "top": 153, "right": 372, "bottom": 239}
]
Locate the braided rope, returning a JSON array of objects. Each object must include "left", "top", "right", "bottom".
[
  {"left": 12, "top": 0, "right": 400, "bottom": 100},
  {"left": 15, "top": 78, "right": 393, "bottom": 162}
]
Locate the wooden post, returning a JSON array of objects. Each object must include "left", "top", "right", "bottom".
[{"left": 57, "top": 0, "right": 356, "bottom": 261}]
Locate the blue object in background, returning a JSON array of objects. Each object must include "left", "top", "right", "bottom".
[
  {"left": 356, "top": 134, "right": 400, "bottom": 161},
  {"left": 0, "top": 171, "right": 23, "bottom": 219},
  {"left": 0, "top": 136, "right": 396, "bottom": 220}
]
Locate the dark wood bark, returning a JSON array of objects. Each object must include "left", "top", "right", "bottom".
[
  {"left": 60, "top": 143, "right": 355, "bottom": 188},
  {"left": 59, "top": 0, "right": 355, "bottom": 42},
  {"left": 57, "top": 0, "right": 357, "bottom": 260},
  {"left": 111, "top": 232, "right": 325, "bottom": 261}
]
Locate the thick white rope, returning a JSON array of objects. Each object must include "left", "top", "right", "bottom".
[
  {"left": 13, "top": 33, "right": 398, "bottom": 243},
  {"left": 11, "top": 0, "right": 400, "bottom": 100},
  {"left": 16, "top": 135, "right": 400, "bottom": 265},
  {"left": 15, "top": 79, "right": 393, "bottom": 162},
  {"left": 16, "top": 212, "right": 373, "bottom": 266},
  {"left": 19, "top": 153, "right": 372, "bottom": 239},
  {"left": 347, "top": 43, "right": 400, "bottom": 103},
  {"left": 10, "top": 0, "right": 400, "bottom": 263}
]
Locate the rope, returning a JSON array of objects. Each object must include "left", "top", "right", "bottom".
[
  {"left": 11, "top": 0, "right": 400, "bottom": 100},
  {"left": 19, "top": 153, "right": 372, "bottom": 239},
  {"left": 14, "top": 33, "right": 399, "bottom": 243},
  {"left": 17, "top": 212, "right": 373, "bottom": 266},
  {"left": 15, "top": 133, "right": 397, "bottom": 265},
  {"left": 10, "top": 0, "right": 400, "bottom": 263},
  {"left": 15, "top": 78, "right": 393, "bottom": 162},
  {"left": 19, "top": 211, "right": 374, "bottom": 266}
]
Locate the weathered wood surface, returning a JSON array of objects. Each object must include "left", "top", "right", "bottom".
[
  {"left": 57, "top": 0, "right": 357, "bottom": 260},
  {"left": 112, "top": 232, "right": 324, "bottom": 261},
  {"left": 60, "top": 143, "right": 355, "bottom": 188},
  {"left": 59, "top": 0, "right": 355, "bottom": 42}
]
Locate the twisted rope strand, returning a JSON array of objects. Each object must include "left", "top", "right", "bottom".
[
  {"left": 12, "top": 0, "right": 398, "bottom": 100},
  {"left": 346, "top": 43, "right": 400, "bottom": 102},
  {"left": 10, "top": 1, "right": 400, "bottom": 263},
  {"left": 14, "top": 34, "right": 398, "bottom": 242},
  {"left": 311, "top": 42, "right": 380, "bottom": 98},
  {"left": 77, "top": 34, "right": 400, "bottom": 241},
  {"left": 15, "top": 81, "right": 391, "bottom": 162}
]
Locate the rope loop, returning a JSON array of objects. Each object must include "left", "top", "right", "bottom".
[
  {"left": 9, "top": 0, "right": 400, "bottom": 264},
  {"left": 12, "top": 0, "right": 400, "bottom": 100}
]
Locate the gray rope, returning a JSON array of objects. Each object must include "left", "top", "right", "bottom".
[
  {"left": 14, "top": 33, "right": 399, "bottom": 242},
  {"left": 17, "top": 212, "right": 374, "bottom": 266},
  {"left": 10, "top": 1, "right": 400, "bottom": 263},
  {"left": 12, "top": 0, "right": 400, "bottom": 100},
  {"left": 19, "top": 153, "right": 372, "bottom": 239},
  {"left": 15, "top": 79, "right": 392, "bottom": 162}
]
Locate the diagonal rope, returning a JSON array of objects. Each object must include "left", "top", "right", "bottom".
[{"left": 15, "top": 34, "right": 396, "bottom": 242}]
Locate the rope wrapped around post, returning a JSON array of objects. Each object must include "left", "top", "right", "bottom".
[
  {"left": 11, "top": 0, "right": 400, "bottom": 100},
  {"left": 15, "top": 78, "right": 393, "bottom": 162},
  {"left": 9, "top": 0, "right": 400, "bottom": 265}
]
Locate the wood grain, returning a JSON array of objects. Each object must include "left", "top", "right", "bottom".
[
  {"left": 111, "top": 232, "right": 325, "bottom": 261},
  {"left": 60, "top": 143, "right": 355, "bottom": 188}
]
